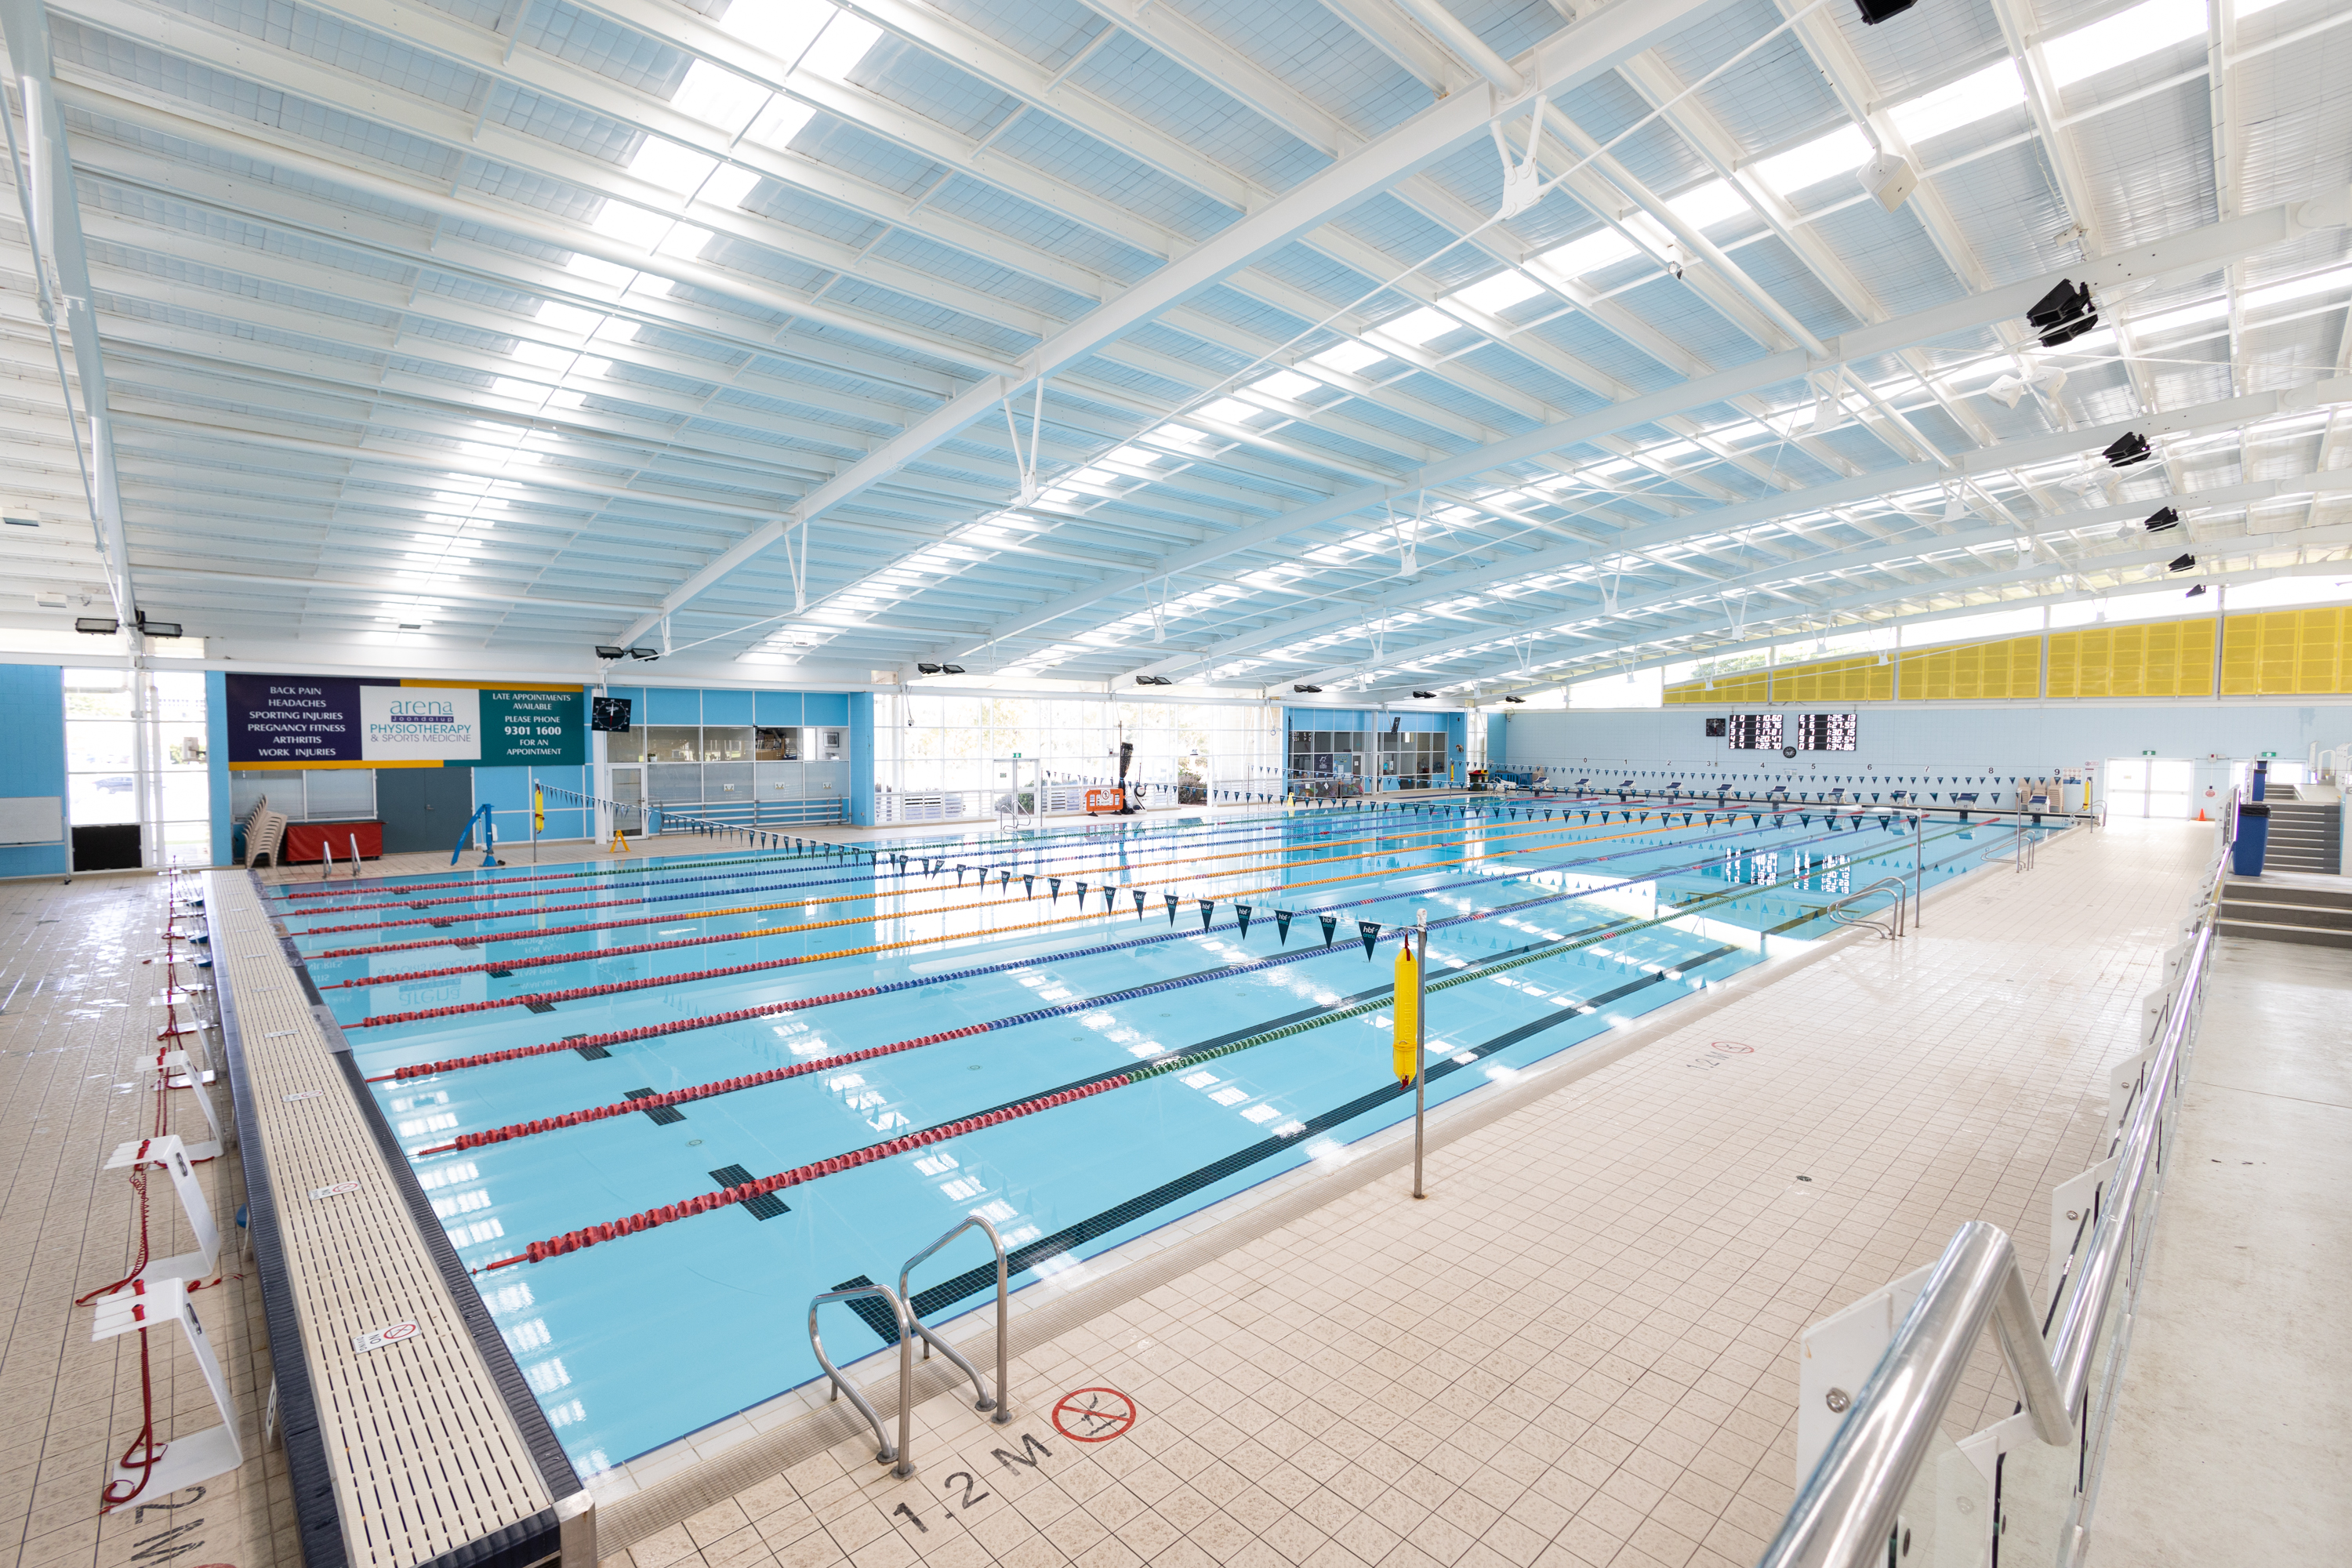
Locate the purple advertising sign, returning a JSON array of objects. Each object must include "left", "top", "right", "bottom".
[{"left": 225, "top": 674, "right": 365, "bottom": 765}]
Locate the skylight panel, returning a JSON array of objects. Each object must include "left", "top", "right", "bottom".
[
  {"left": 535, "top": 300, "right": 603, "bottom": 335},
  {"left": 1752, "top": 124, "right": 1871, "bottom": 196},
  {"left": 721, "top": 0, "right": 835, "bottom": 69},
  {"left": 590, "top": 201, "right": 669, "bottom": 249},
  {"left": 1665, "top": 180, "right": 1747, "bottom": 232},
  {"left": 746, "top": 98, "right": 816, "bottom": 151},
  {"left": 656, "top": 223, "right": 714, "bottom": 258},
  {"left": 673, "top": 58, "right": 768, "bottom": 135},
  {"left": 631, "top": 139, "right": 717, "bottom": 198},
  {"left": 1888, "top": 60, "right": 2025, "bottom": 144},
  {"left": 2042, "top": 0, "right": 2208, "bottom": 88},
  {"left": 1534, "top": 228, "right": 1639, "bottom": 279},
  {"left": 702, "top": 164, "right": 761, "bottom": 209},
  {"left": 1447, "top": 270, "right": 1543, "bottom": 314},
  {"left": 1251, "top": 369, "right": 1319, "bottom": 401},
  {"left": 1377, "top": 307, "right": 1461, "bottom": 346},
  {"left": 802, "top": 11, "right": 883, "bottom": 78},
  {"left": 1196, "top": 397, "right": 1262, "bottom": 424},
  {"left": 1307, "top": 341, "right": 1385, "bottom": 376}
]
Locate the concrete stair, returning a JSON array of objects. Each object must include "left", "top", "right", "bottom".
[
  {"left": 2257, "top": 793, "right": 2341, "bottom": 874},
  {"left": 2218, "top": 880, "right": 2352, "bottom": 948}
]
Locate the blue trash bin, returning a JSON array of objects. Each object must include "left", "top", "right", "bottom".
[
  {"left": 2232, "top": 801, "right": 2270, "bottom": 876},
  {"left": 2251, "top": 759, "right": 2269, "bottom": 800}
]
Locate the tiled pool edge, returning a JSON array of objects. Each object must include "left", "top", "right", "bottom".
[{"left": 212, "top": 869, "right": 592, "bottom": 1568}]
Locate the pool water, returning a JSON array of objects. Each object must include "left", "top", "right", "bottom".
[{"left": 270, "top": 797, "right": 2049, "bottom": 1475}]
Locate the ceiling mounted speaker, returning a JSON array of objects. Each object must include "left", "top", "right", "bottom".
[{"left": 1857, "top": 153, "right": 1918, "bottom": 212}]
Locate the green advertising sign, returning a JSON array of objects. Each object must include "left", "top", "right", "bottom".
[{"left": 481, "top": 687, "right": 586, "bottom": 767}]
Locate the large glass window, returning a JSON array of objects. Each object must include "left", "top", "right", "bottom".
[
  {"left": 65, "top": 667, "right": 211, "bottom": 866},
  {"left": 881, "top": 695, "right": 1279, "bottom": 817}
]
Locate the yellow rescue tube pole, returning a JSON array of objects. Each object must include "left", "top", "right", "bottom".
[{"left": 1392, "top": 940, "right": 1419, "bottom": 1085}]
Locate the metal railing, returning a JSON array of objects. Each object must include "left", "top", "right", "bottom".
[
  {"left": 1824, "top": 876, "right": 1911, "bottom": 941},
  {"left": 898, "top": 1213, "right": 1014, "bottom": 1425},
  {"left": 808, "top": 1283, "right": 915, "bottom": 1475},
  {"left": 1755, "top": 820, "right": 2230, "bottom": 1568}
]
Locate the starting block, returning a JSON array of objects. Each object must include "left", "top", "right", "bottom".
[
  {"left": 90, "top": 1276, "right": 244, "bottom": 1499},
  {"left": 100, "top": 1136, "right": 220, "bottom": 1287}
]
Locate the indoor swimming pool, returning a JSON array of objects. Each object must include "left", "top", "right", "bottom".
[{"left": 263, "top": 795, "right": 2055, "bottom": 1475}]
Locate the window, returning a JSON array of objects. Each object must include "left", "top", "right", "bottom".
[{"left": 65, "top": 667, "right": 211, "bottom": 865}]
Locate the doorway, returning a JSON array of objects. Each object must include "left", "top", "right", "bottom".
[
  {"left": 2104, "top": 757, "right": 2193, "bottom": 818},
  {"left": 376, "top": 766, "right": 477, "bottom": 852}
]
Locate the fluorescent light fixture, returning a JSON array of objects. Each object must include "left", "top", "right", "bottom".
[
  {"left": 1447, "top": 270, "right": 1543, "bottom": 314},
  {"left": 1664, "top": 179, "right": 1748, "bottom": 232},
  {"left": 802, "top": 11, "right": 883, "bottom": 78},
  {"left": 2243, "top": 265, "right": 2352, "bottom": 314},
  {"left": 673, "top": 59, "right": 768, "bottom": 135},
  {"left": 721, "top": 0, "right": 834, "bottom": 67},
  {"left": 1888, "top": 59, "right": 2024, "bottom": 144},
  {"left": 701, "top": 163, "right": 762, "bottom": 210},
  {"left": 630, "top": 139, "right": 717, "bottom": 198},
  {"left": 1250, "top": 369, "right": 1319, "bottom": 401},
  {"left": 1377, "top": 307, "right": 1461, "bottom": 346},
  {"left": 2043, "top": 0, "right": 2208, "bottom": 89},
  {"left": 1307, "top": 341, "right": 1384, "bottom": 376},
  {"left": 1752, "top": 124, "right": 1871, "bottom": 195},
  {"left": 2131, "top": 296, "right": 2228, "bottom": 336},
  {"left": 1534, "top": 228, "right": 1639, "bottom": 279}
]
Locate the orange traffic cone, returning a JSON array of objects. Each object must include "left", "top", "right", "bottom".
[{"left": 2196, "top": 808, "right": 2208, "bottom": 822}]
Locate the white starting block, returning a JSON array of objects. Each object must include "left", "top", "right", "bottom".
[
  {"left": 101, "top": 1137, "right": 220, "bottom": 1286},
  {"left": 156, "top": 1051, "right": 224, "bottom": 1160},
  {"left": 90, "top": 1276, "right": 244, "bottom": 1497}
]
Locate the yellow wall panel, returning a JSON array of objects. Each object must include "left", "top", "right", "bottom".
[
  {"left": 1769, "top": 653, "right": 1893, "bottom": 703},
  {"left": 2222, "top": 609, "right": 2352, "bottom": 695},
  {"left": 2049, "top": 621, "right": 2215, "bottom": 699},
  {"left": 1896, "top": 636, "right": 2042, "bottom": 701},
  {"left": 1664, "top": 669, "right": 1769, "bottom": 705}
]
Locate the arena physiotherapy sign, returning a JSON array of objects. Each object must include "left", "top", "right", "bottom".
[{"left": 225, "top": 675, "right": 586, "bottom": 769}]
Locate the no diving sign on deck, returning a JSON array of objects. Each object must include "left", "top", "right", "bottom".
[{"left": 1051, "top": 1387, "right": 1137, "bottom": 1443}]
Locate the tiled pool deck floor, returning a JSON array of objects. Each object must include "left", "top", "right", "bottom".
[{"left": 3, "top": 813, "right": 2209, "bottom": 1568}]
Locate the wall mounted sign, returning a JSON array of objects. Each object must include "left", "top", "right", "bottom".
[{"left": 225, "top": 675, "right": 584, "bottom": 770}]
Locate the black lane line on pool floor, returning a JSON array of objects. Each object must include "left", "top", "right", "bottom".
[{"left": 898, "top": 884, "right": 1939, "bottom": 1323}]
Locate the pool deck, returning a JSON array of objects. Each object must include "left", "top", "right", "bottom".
[{"left": 3, "top": 813, "right": 2210, "bottom": 1568}]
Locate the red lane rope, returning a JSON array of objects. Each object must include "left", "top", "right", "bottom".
[
  {"left": 415, "top": 1022, "right": 989, "bottom": 1152},
  {"left": 485, "top": 1077, "right": 1127, "bottom": 1269},
  {"left": 366, "top": 985, "right": 881, "bottom": 1076}
]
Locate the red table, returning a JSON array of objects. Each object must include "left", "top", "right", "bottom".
[{"left": 283, "top": 821, "right": 383, "bottom": 863}]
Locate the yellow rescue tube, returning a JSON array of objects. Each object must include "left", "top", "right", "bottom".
[{"left": 1392, "top": 942, "right": 1419, "bottom": 1084}]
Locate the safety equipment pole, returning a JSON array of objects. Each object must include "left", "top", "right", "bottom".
[{"left": 1413, "top": 907, "right": 1428, "bottom": 1200}]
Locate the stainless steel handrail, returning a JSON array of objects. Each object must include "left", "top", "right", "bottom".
[
  {"left": 808, "top": 1283, "right": 916, "bottom": 1475},
  {"left": 1823, "top": 875, "right": 1909, "bottom": 941},
  {"left": 1755, "top": 909, "right": 2217, "bottom": 1568},
  {"left": 897, "top": 1212, "right": 1012, "bottom": 1425}
]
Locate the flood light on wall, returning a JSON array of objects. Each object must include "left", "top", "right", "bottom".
[
  {"left": 2027, "top": 279, "right": 2097, "bottom": 346},
  {"left": 1135, "top": 674, "right": 1173, "bottom": 686},
  {"left": 626, "top": 646, "right": 660, "bottom": 660},
  {"left": 1293, "top": 684, "right": 1323, "bottom": 693},
  {"left": 75, "top": 616, "right": 118, "bottom": 634},
  {"left": 2143, "top": 506, "right": 2180, "bottom": 532},
  {"left": 916, "top": 662, "right": 942, "bottom": 673},
  {"left": 1502, "top": 695, "right": 1526, "bottom": 703},
  {"left": 1411, "top": 690, "right": 1436, "bottom": 699},
  {"left": 593, "top": 644, "right": 626, "bottom": 659}
]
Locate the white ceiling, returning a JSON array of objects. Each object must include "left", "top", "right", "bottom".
[{"left": 2, "top": 0, "right": 2347, "bottom": 695}]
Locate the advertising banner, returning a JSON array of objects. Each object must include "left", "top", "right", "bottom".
[{"left": 226, "top": 675, "right": 583, "bottom": 769}]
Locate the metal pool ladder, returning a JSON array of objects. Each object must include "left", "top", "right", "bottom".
[
  {"left": 900, "top": 1212, "right": 1014, "bottom": 1425},
  {"left": 807, "top": 1282, "right": 915, "bottom": 1476}
]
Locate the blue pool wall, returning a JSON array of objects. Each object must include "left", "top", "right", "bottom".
[
  {"left": 0, "top": 664, "right": 68, "bottom": 878},
  {"left": 1285, "top": 705, "right": 1468, "bottom": 789}
]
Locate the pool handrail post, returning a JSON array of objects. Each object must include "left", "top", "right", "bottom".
[
  {"left": 1412, "top": 908, "right": 1427, "bottom": 1200},
  {"left": 806, "top": 1283, "right": 916, "bottom": 1475},
  {"left": 896, "top": 1212, "right": 1013, "bottom": 1422}
]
